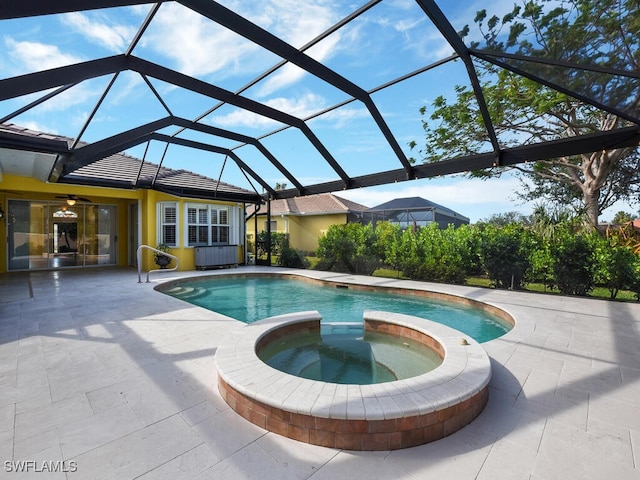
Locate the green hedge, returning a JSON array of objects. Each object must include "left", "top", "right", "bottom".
[{"left": 311, "top": 221, "right": 640, "bottom": 299}]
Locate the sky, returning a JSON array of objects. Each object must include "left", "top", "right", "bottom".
[{"left": 0, "top": 0, "right": 636, "bottom": 223}]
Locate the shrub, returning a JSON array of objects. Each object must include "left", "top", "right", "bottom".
[
  {"left": 375, "top": 221, "right": 403, "bottom": 270},
  {"left": 254, "top": 231, "right": 289, "bottom": 260},
  {"left": 593, "top": 234, "right": 639, "bottom": 299},
  {"left": 391, "top": 223, "right": 479, "bottom": 284},
  {"left": 552, "top": 234, "right": 596, "bottom": 296},
  {"left": 277, "top": 246, "right": 309, "bottom": 269},
  {"left": 480, "top": 224, "right": 531, "bottom": 289},
  {"left": 528, "top": 237, "right": 554, "bottom": 289},
  {"left": 316, "top": 223, "right": 381, "bottom": 275}
]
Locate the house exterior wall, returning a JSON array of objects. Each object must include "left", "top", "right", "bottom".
[
  {"left": 289, "top": 213, "right": 347, "bottom": 252},
  {"left": 142, "top": 191, "right": 244, "bottom": 271},
  {"left": 246, "top": 212, "right": 348, "bottom": 253},
  {"left": 0, "top": 174, "right": 244, "bottom": 273}
]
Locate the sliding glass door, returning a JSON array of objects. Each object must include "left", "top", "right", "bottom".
[{"left": 7, "top": 200, "right": 117, "bottom": 270}]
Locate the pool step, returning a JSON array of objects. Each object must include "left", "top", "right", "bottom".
[
  {"left": 321, "top": 321, "right": 364, "bottom": 337},
  {"left": 168, "top": 286, "right": 208, "bottom": 300}
]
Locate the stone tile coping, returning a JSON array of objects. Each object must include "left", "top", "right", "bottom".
[{"left": 215, "top": 309, "right": 492, "bottom": 423}]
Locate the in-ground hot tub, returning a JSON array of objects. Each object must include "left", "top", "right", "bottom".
[
  {"left": 215, "top": 310, "right": 492, "bottom": 450},
  {"left": 258, "top": 319, "right": 444, "bottom": 385}
]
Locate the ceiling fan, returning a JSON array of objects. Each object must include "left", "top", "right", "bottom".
[{"left": 55, "top": 194, "right": 91, "bottom": 206}]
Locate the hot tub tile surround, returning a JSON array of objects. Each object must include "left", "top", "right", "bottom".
[{"left": 215, "top": 310, "right": 492, "bottom": 450}]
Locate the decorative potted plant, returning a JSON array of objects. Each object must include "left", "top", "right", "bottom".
[{"left": 154, "top": 244, "right": 172, "bottom": 268}]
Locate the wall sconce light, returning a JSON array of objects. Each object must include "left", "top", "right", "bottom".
[{"left": 0, "top": 206, "right": 4, "bottom": 221}]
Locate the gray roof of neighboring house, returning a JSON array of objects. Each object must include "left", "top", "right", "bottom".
[
  {"left": 0, "top": 123, "right": 261, "bottom": 203},
  {"left": 251, "top": 193, "right": 368, "bottom": 216},
  {"left": 367, "top": 196, "right": 469, "bottom": 222}
]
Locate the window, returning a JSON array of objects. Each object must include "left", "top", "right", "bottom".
[
  {"left": 265, "top": 220, "right": 277, "bottom": 231},
  {"left": 185, "top": 204, "right": 230, "bottom": 246},
  {"left": 158, "top": 203, "right": 178, "bottom": 246},
  {"left": 187, "top": 205, "right": 209, "bottom": 245}
]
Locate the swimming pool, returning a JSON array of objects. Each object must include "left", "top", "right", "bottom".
[{"left": 157, "top": 274, "right": 511, "bottom": 342}]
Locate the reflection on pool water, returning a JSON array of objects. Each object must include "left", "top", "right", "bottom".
[
  {"left": 257, "top": 329, "right": 443, "bottom": 385},
  {"left": 158, "top": 275, "right": 511, "bottom": 343}
]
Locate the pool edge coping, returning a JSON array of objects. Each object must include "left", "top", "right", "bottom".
[{"left": 215, "top": 309, "right": 492, "bottom": 422}]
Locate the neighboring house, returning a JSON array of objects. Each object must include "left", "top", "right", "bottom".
[
  {"left": 0, "top": 124, "right": 258, "bottom": 274},
  {"left": 598, "top": 219, "right": 640, "bottom": 253},
  {"left": 246, "top": 193, "right": 368, "bottom": 253},
  {"left": 364, "top": 197, "right": 469, "bottom": 229}
]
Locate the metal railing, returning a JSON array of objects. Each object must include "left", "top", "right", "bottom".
[{"left": 137, "top": 244, "right": 180, "bottom": 283}]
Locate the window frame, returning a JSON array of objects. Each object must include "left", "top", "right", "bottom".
[
  {"left": 157, "top": 202, "right": 179, "bottom": 247},
  {"left": 184, "top": 203, "right": 231, "bottom": 247},
  {"left": 265, "top": 219, "right": 277, "bottom": 232}
]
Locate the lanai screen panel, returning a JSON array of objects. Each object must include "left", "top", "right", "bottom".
[{"left": 0, "top": 1, "right": 637, "bottom": 204}]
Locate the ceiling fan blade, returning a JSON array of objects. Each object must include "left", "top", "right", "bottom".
[{"left": 54, "top": 194, "right": 91, "bottom": 201}]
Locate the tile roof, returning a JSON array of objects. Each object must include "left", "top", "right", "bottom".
[
  {"left": 0, "top": 123, "right": 259, "bottom": 202},
  {"left": 0, "top": 123, "right": 71, "bottom": 145},
  {"left": 252, "top": 193, "right": 368, "bottom": 216}
]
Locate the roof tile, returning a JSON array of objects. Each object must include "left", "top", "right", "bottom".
[
  {"left": 254, "top": 193, "right": 368, "bottom": 216},
  {"left": 1, "top": 123, "right": 256, "bottom": 199}
]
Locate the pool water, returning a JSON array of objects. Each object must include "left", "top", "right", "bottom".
[
  {"left": 159, "top": 276, "right": 510, "bottom": 342},
  {"left": 257, "top": 330, "right": 443, "bottom": 384}
]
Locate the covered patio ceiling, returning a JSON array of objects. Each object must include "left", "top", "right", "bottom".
[{"left": 0, "top": 1, "right": 638, "bottom": 205}]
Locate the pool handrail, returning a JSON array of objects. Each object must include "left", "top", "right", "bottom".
[{"left": 137, "top": 244, "right": 180, "bottom": 283}]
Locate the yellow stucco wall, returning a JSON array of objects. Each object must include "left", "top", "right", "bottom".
[
  {"left": 0, "top": 174, "right": 244, "bottom": 273},
  {"left": 141, "top": 192, "right": 244, "bottom": 271},
  {"left": 246, "top": 213, "right": 348, "bottom": 253}
]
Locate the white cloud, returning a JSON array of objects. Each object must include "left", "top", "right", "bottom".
[
  {"left": 5, "top": 38, "right": 83, "bottom": 72},
  {"left": 211, "top": 90, "right": 370, "bottom": 131},
  {"left": 267, "top": 93, "right": 327, "bottom": 117},
  {"left": 140, "top": 1, "right": 343, "bottom": 95},
  {"left": 209, "top": 108, "right": 279, "bottom": 129},
  {"left": 34, "top": 84, "right": 97, "bottom": 112},
  {"left": 252, "top": 0, "right": 339, "bottom": 48},
  {"left": 60, "top": 12, "right": 135, "bottom": 53},
  {"left": 210, "top": 92, "right": 330, "bottom": 128},
  {"left": 361, "top": 3, "right": 453, "bottom": 63},
  {"left": 8, "top": 80, "right": 102, "bottom": 129},
  {"left": 394, "top": 15, "right": 427, "bottom": 34},
  {"left": 312, "top": 106, "right": 370, "bottom": 129},
  {"left": 141, "top": 3, "right": 260, "bottom": 77},
  {"left": 17, "top": 121, "right": 58, "bottom": 135},
  {"left": 249, "top": 1, "right": 342, "bottom": 96},
  {"left": 108, "top": 71, "right": 145, "bottom": 105},
  {"left": 255, "top": 34, "right": 341, "bottom": 97},
  {"left": 255, "top": 64, "right": 309, "bottom": 98}
]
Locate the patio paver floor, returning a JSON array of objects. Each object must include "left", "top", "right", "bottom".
[{"left": 0, "top": 266, "right": 638, "bottom": 479}]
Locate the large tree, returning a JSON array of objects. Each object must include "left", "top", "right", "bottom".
[{"left": 413, "top": 0, "right": 640, "bottom": 226}]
